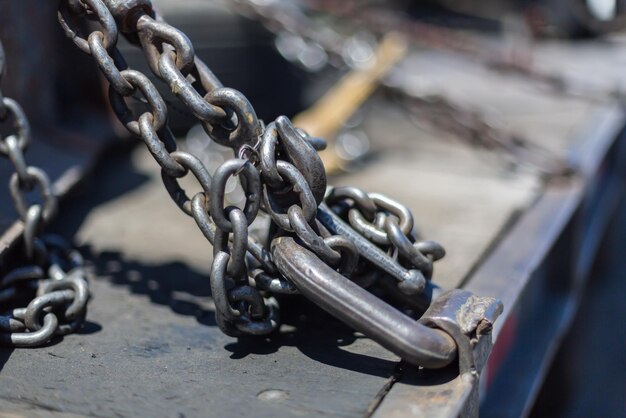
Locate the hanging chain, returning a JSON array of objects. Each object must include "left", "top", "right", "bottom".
[
  {"left": 0, "top": 38, "right": 89, "bottom": 348},
  {"left": 56, "top": 0, "right": 447, "bottom": 337},
  {"left": 303, "top": 0, "right": 624, "bottom": 102}
]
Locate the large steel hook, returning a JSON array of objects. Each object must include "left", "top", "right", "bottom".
[{"left": 271, "top": 236, "right": 458, "bottom": 368}]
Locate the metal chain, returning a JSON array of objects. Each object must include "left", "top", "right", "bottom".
[
  {"left": 0, "top": 38, "right": 89, "bottom": 347},
  {"left": 326, "top": 186, "right": 445, "bottom": 278},
  {"left": 302, "top": 0, "right": 624, "bottom": 102},
  {"left": 56, "top": 0, "right": 446, "bottom": 337}
]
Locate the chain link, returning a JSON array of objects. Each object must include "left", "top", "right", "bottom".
[{"left": 325, "top": 186, "right": 444, "bottom": 282}]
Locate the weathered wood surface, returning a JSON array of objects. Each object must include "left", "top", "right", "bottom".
[{"left": 1, "top": 16, "right": 626, "bottom": 418}]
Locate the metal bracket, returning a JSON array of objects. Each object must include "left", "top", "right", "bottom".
[
  {"left": 420, "top": 289, "right": 503, "bottom": 376},
  {"left": 418, "top": 289, "right": 503, "bottom": 418}
]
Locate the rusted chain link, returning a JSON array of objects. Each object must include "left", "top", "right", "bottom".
[{"left": 0, "top": 38, "right": 90, "bottom": 347}]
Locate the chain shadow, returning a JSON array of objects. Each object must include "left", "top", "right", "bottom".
[
  {"left": 32, "top": 144, "right": 399, "bottom": 378},
  {"left": 224, "top": 296, "right": 401, "bottom": 378},
  {"left": 0, "top": 145, "right": 148, "bottom": 371},
  {"left": 225, "top": 296, "right": 461, "bottom": 386},
  {"left": 0, "top": 315, "right": 102, "bottom": 374},
  {"left": 47, "top": 143, "right": 150, "bottom": 239},
  {"left": 0, "top": 348, "right": 13, "bottom": 374},
  {"left": 80, "top": 245, "right": 399, "bottom": 378},
  {"left": 81, "top": 246, "right": 217, "bottom": 327}
]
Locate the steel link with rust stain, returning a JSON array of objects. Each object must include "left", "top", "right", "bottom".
[
  {"left": 53, "top": 0, "right": 502, "bottom": 367},
  {"left": 0, "top": 38, "right": 90, "bottom": 348}
]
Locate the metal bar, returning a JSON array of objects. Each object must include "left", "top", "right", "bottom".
[
  {"left": 317, "top": 204, "right": 442, "bottom": 306},
  {"left": 271, "top": 236, "right": 458, "bottom": 368}
]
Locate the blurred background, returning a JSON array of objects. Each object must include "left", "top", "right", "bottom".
[{"left": 0, "top": 0, "right": 624, "bottom": 417}]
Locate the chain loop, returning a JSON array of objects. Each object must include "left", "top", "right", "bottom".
[
  {"left": 0, "top": 237, "right": 91, "bottom": 347},
  {"left": 0, "top": 98, "right": 31, "bottom": 155},
  {"left": 136, "top": 14, "right": 195, "bottom": 76},
  {"left": 260, "top": 121, "right": 288, "bottom": 190},
  {"left": 262, "top": 160, "right": 317, "bottom": 231},
  {"left": 415, "top": 240, "right": 446, "bottom": 261},
  {"left": 210, "top": 159, "right": 261, "bottom": 232},
  {"left": 58, "top": 0, "right": 118, "bottom": 54},
  {"left": 250, "top": 269, "right": 298, "bottom": 294},
  {"left": 159, "top": 52, "right": 228, "bottom": 122},
  {"left": 88, "top": 33, "right": 134, "bottom": 95},
  {"left": 0, "top": 313, "right": 58, "bottom": 348},
  {"left": 109, "top": 69, "right": 167, "bottom": 135},
  {"left": 288, "top": 205, "right": 341, "bottom": 265},
  {"left": 385, "top": 217, "right": 433, "bottom": 278},
  {"left": 191, "top": 193, "right": 278, "bottom": 276},
  {"left": 161, "top": 151, "right": 212, "bottom": 215},
  {"left": 9, "top": 167, "right": 58, "bottom": 223},
  {"left": 327, "top": 187, "right": 378, "bottom": 221},
  {"left": 210, "top": 251, "right": 241, "bottom": 323},
  {"left": 210, "top": 251, "right": 278, "bottom": 336},
  {"left": 213, "top": 208, "right": 249, "bottom": 278},
  {"left": 4, "top": 135, "right": 32, "bottom": 188},
  {"left": 139, "top": 118, "right": 186, "bottom": 178},
  {"left": 23, "top": 205, "right": 44, "bottom": 261},
  {"left": 260, "top": 116, "right": 327, "bottom": 204},
  {"left": 323, "top": 235, "right": 359, "bottom": 276},
  {"left": 202, "top": 88, "right": 262, "bottom": 152}
]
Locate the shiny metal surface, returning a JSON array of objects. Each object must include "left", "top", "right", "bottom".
[{"left": 52, "top": 0, "right": 499, "bottom": 367}]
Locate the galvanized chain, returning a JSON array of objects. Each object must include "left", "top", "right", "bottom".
[
  {"left": 0, "top": 38, "right": 90, "bottom": 347},
  {"left": 56, "top": 0, "right": 446, "bottom": 337}
]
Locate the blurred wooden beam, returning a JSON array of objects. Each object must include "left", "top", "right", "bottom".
[{"left": 293, "top": 32, "right": 408, "bottom": 173}]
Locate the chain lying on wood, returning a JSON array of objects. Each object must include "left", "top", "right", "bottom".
[
  {"left": 56, "top": 0, "right": 501, "bottom": 367},
  {"left": 0, "top": 39, "right": 89, "bottom": 348}
]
